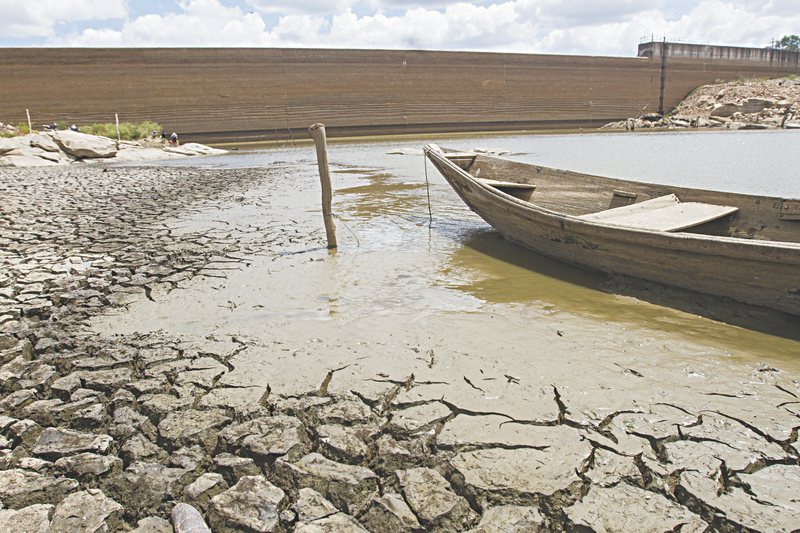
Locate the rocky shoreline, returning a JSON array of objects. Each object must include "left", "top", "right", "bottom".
[
  {"left": 1, "top": 164, "right": 799, "bottom": 532},
  {"left": 0, "top": 129, "right": 225, "bottom": 167},
  {"left": 603, "top": 77, "right": 800, "bottom": 131}
]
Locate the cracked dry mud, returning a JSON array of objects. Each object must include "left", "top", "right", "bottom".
[{"left": 1, "top": 163, "right": 799, "bottom": 533}]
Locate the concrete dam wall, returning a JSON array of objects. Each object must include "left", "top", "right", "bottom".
[{"left": 2, "top": 48, "right": 799, "bottom": 144}]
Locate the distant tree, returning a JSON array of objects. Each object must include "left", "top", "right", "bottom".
[{"left": 774, "top": 35, "right": 800, "bottom": 51}]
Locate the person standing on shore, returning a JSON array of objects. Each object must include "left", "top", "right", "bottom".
[
  {"left": 161, "top": 130, "right": 166, "bottom": 143},
  {"left": 170, "top": 132, "right": 178, "bottom": 146}
]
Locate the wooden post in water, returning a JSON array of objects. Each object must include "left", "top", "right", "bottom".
[{"left": 308, "top": 123, "right": 337, "bottom": 249}]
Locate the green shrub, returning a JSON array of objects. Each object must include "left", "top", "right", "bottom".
[
  {"left": 76, "top": 121, "right": 162, "bottom": 141},
  {"left": 56, "top": 121, "right": 69, "bottom": 130},
  {"left": 713, "top": 78, "right": 725, "bottom": 84}
]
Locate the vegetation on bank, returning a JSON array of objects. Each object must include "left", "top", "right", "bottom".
[
  {"left": 774, "top": 34, "right": 800, "bottom": 51},
  {"left": 3, "top": 121, "right": 163, "bottom": 141}
]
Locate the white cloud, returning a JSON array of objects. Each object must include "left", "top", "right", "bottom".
[
  {"left": 0, "top": 0, "right": 128, "bottom": 38},
  {"left": 5, "top": 0, "right": 800, "bottom": 56}
]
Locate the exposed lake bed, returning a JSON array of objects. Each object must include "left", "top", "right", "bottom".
[{"left": 2, "top": 130, "right": 800, "bottom": 532}]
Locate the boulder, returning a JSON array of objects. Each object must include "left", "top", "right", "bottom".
[
  {"left": 217, "top": 415, "right": 310, "bottom": 463},
  {"left": 0, "top": 503, "right": 54, "bottom": 533},
  {"left": 208, "top": 475, "right": 287, "bottom": 533},
  {"left": 157, "top": 408, "right": 231, "bottom": 453},
  {"left": 711, "top": 103, "right": 742, "bottom": 117},
  {"left": 32, "top": 427, "right": 113, "bottom": 460},
  {"left": 54, "top": 451, "right": 123, "bottom": 480},
  {"left": 179, "top": 143, "right": 227, "bottom": 156},
  {"left": 293, "top": 487, "right": 339, "bottom": 522},
  {"left": 110, "top": 146, "right": 184, "bottom": 163},
  {"left": 742, "top": 97, "right": 776, "bottom": 113},
  {"left": 274, "top": 452, "right": 379, "bottom": 516},
  {"left": 102, "top": 461, "right": 191, "bottom": 521},
  {"left": 316, "top": 424, "right": 370, "bottom": 463},
  {"left": 163, "top": 144, "right": 225, "bottom": 157},
  {"left": 29, "top": 134, "right": 60, "bottom": 153},
  {"left": 53, "top": 130, "right": 118, "bottom": 158},
  {"left": 182, "top": 472, "right": 228, "bottom": 508},
  {"left": 0, "top": 469, "right": 79, "bottom": 508},
  {"left": 394, "top": 467, "right": 476, "bottom": 531},
  {"left": 361, "top": 492, "right": 424, "bottom": 533},
  {"left": 120, "top": 433, "right": 169, "bottom": 465},
  {"left": 0, "top": 137, "right": 16, "bottom": 155},
  {"left": 131, "top": 516, "right": 174, "bottom": 533},
  {"left": 213, "top": 453, "right": 262, "bottom": 485},
  {"left": 49, "top": 489, "right": 124, "bottom": 532}
]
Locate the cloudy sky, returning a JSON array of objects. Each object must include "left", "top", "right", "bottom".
[{"left": 1, "top": 0, "right": 798, "bottom": 56}]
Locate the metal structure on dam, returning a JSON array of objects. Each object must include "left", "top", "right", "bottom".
[{"left": 1, "top": 45, "right": 799, "bottom": 143}]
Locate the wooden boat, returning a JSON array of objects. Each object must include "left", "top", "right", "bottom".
[{"left": 424, "top": 144, "right": 800, "bottom": 317}]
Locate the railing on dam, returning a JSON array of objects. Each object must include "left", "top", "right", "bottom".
[{"left": 638, "top": 40, "right": 800, "bottom": 67}]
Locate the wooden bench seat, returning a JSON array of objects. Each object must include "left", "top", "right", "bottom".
[{"left": 577, "top": 194, "right": 738, "bottom": 232}]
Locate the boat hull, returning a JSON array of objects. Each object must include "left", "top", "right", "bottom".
[{"left": 426, "top": 148, "right": 800, "bottom": 317}]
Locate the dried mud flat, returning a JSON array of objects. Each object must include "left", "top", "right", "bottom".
[{"left": 1, "top": 163, "right": 800, "bottom": 533}]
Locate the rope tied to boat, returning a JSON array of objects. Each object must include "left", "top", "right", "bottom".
[
  {"left": 323, "top": 212, "right": 360, "bottom": 249},
  {"left": 423, "top": 152, "right": 433, "bottom": 226}
]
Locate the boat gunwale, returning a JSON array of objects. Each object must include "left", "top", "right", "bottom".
[{"left": 425, "top": 147, "right": 800, "bottom": 263}]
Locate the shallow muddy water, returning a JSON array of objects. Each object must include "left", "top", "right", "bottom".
[{"left": 101, "top": 129, "right": 800, "bottom": 366}]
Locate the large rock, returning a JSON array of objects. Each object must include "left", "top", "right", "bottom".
[
  {"left": 131, "top": 516, "right": 174, "bottom": 533},
  {"left": 274, "top": 452, "right": 379, "bottom": 516},
  {"left": 163, "top": 143, "right": 226, "bottom": 157},
  {"left": 216, "top": 415, "right": 309, "bottom": 462},
  {"left": 120, "top": 433, "right": 169, "bottom": 465},
  {"left": 111, "top": 146, "right": 186, "bottom": 162},
  {"left": 208, "top": 475, "right": 287, "bottom": 533},
  {"left": 182, "top": 472, "right": 228, "bottom": 509},
  {"left": 0, "top": 469, "right": 79, "bottom": 508},
  {"left": 293, "top": 487, "right": 339, "bottom": 522},
  {"left": 394, "top": 468, "right": 476, "bottom": 532},
  {"left": 29, "top": 134, "right": 60, "bottom": 153},
  {"left": 316, "top": 424, "right": 371, "bottom": 463},
  {"left": 742, "top": 97, "right": 776, "bottom": 113},
  {"left": 102, "top": 462, "right": 191, "bottom": 521},
  {"left": 49, "top": 489, "right": 124, "bottom": 532},
  {"left": 710, "top": 103, "right": 742, "bottom": 117},
  {"left": 53, "top": 130, "right": 118, "bottom": 158},
  {"left": 361, "top": 492, "right": 424, "bottom": 533},
  {"left": 32, "top": 427, "right": 113, "bottom": 459},
  {"left": 157, "top": 408, "right": 231, "bottom": 453},
  {"left": 0, "top": 504, "right": 54, "bottom": 533},
  {"left": 54, "top": 451, "right": 123, "bottom": 480}
]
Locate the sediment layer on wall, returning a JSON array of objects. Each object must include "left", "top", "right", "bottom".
[{"left": 1, "top": 48, "right": 798, "bottom": 143}]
